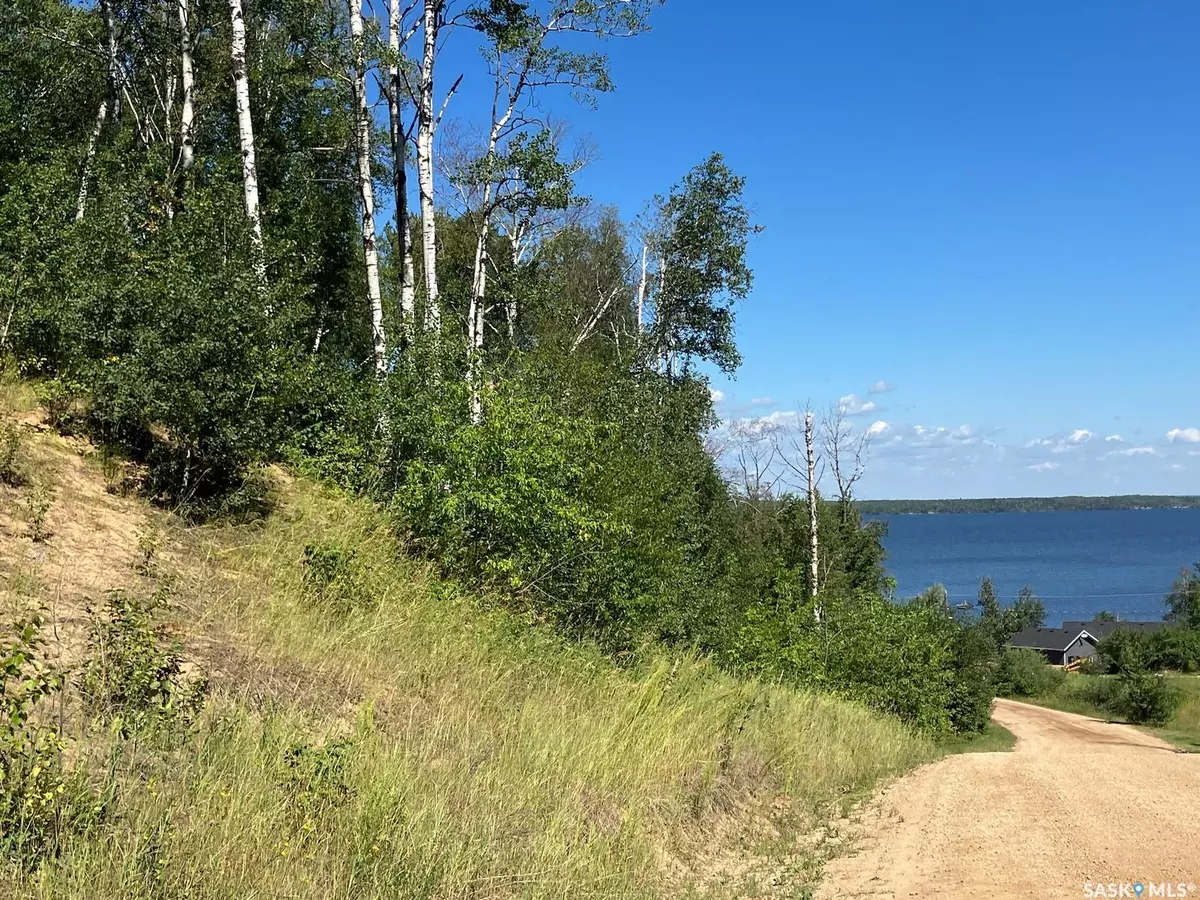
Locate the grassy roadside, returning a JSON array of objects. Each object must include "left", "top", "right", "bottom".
[
  {"left": 938, "top": 722, "right": 1016, "bottom": 755},
  {"left": 1013, "top": 675, "right": 1200, "bottom": 752},
  {"left": 1, "top": 382, "right": 935, "bottom": 898}
]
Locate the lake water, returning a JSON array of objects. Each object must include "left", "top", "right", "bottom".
[{"left": 874, "top": 508, "right": 1200, "bottom": 625}]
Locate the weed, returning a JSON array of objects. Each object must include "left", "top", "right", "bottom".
[
  {"left": 76, "top": 590, "right": 207, "bottom": 740},
  {"left": 135, "top": 524, "right": 162, "bottom": 579},
  {"left": 0, "top": 617, "right": 98, "bottom": 869},
  {"left": 301, "top": 541, "right": 375, "bottom": 613},
  {"left": 1, "top": 419, "right": 23, "bottom": 486},
  {"left": 22, "top": 482, "right": 53, "bottom": 542}
]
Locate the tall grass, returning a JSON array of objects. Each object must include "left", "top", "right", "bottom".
[{"left": 7, "top": 470, "right": 932, "bottom": 898}]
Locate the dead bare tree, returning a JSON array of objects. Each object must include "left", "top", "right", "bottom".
[
  {"left": 725, "top": 418, "right": 784, "bottom": 503},
  {"left": 822, "top": 404, "right": 870, "bottom": 521}
]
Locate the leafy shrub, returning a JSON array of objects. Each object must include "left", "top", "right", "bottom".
[
  {"left": 947, "top": 624, "right": 998, "bottom": 733},
  {"left": 1119, "top": 672, "right": 1182, "bottom": 726},
  {"left": 76, "top": 589, "right": 207, "bottom": 739},
  {"left": 1076, "top": 674, "right": 1124, "bottom": 713},
  {"left": 280, "top": 735, "right": 357, "bottom": 818},
  {"left": 37, "top": 375, "right": 86, "bottom": 435},
  {"left": 995, "top": 648, "right": 1066, "bottom": 697},
  {"left": 1095, "top": 629, "right": 1152, "bottom": 675},
  {"left": 1148, "top": 628, "right": 1200, "bottom": 674},
  {"left": 737, "top": 588, "right": 961, "bottom": 734},
  {"left": 1, "top": 617, "right": 97, "bottom": 868}
]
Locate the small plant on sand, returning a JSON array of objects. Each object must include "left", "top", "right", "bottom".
[
  {"left": 1, "top": 419, "right": 23, "bottom": 486},
  {"left": 134, "top": 523, "right": 162, "bottom": 579},
  {"left": 22, "top": 481, "right": 53, "bottom": 542}
]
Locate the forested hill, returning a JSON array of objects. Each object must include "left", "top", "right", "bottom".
[{"left": 858, "top": 496, "right": 1200, "bottom": 515}]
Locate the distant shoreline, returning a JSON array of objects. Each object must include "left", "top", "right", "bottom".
[{"left": 858, "top": 496, "right": 1200, "bottom": 515}]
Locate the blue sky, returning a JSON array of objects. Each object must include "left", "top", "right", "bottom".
[{"left": 437, "top": 1, "right": 1200, "bottom": 498}]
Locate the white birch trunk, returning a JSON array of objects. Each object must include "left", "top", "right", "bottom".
[
  {"left": 229, "top": 0, "right": 266, "bottom": 282},
  {"left": 101, "top": 0, "right": 122, "bottom": 123},
  {"left": 178, "top": 0, "right": 196, "bottom": 171},
  {"left": 388, "top": 0, "right": 415, "bottom": 343},
  {"left": 75, "top": 100, "right": 108, "bottom": 222},
  {"left": 349, "top": 0, "right": 386, "bottom": 375},
  {"left": 417, "top": 0, "right": 440, "bottom": 331},
  {"left": 805, "top": 411, "right": 821, "bottom": 616},
  {"left": 635, "top": 243, "right": 648, "bottom": 335}
]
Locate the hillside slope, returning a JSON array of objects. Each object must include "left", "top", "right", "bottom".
[{"left": 1, "top": 384, "right": 931, "bottom": 899}]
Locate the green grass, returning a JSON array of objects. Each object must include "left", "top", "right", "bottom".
[
  {"left": 2, "top": 450, "right": 935, "bottom": 898},
  {"left": 939, "top": 722, "right": 1016, "bottom": 755},
  {"left": 1017, "top": 674, "right": 1200, "bottom": 752}
]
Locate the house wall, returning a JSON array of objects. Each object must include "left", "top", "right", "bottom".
[{"left": 1064, "top": 636, "right": 1097, "bottom": 663}]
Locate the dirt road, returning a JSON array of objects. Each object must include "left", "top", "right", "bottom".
[{"left": 817, "top": 699, "right": 1200, "bottom": 899}]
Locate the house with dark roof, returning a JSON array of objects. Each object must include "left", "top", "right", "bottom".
[
  {"left": 1007, "top": 619, "right": 1170, "bottom": 665},
  {"left": 1008, "top": 626, "right": 1099, "bottom": 666}
]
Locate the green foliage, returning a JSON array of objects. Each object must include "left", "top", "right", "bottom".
[
  {"left": 976, "top": 579, "right": 1046, "bottom": 650},
  {"left": 995, "top": 648, "right": 1066, "bottom": 697},
  {"left": 1164, "top": 563, "right": 1200, "bottom": 630},
  {"left": 1119, "top": 672, "right": 1182, "bottom": 726},
  {"left": 0, "top": 617, "right": 95, "bottom": 869},
  {"left": 735, "top": 589, "right": 963, "bottom": 734},
  {"left": 646, "top": 154, "right": 755, "bottom": 376},
  {"left": 301, "top": 542, "right": 375, "bottom": 613},
  {"left": 280, "top": 735, "right": 357, "bottom": 819},
  {"left": 947, "top": 624, "right": 998, "bottom": 733},
  {"left": 22, "top": 482, "right": 53, "bottom": 542},
  {"left": 0, "top": 419, "right": 23, "bottom": 486},
  {"left": 77, "top": 590, "right": 207, "bottom": 739}
]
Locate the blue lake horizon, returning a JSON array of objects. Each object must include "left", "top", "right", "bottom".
[{"left": 873, "top": 508, "right": 1200, "bottom": 626}]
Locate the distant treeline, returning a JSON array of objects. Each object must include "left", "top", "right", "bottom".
[{"left": 858, "top": 496, "right": 1200, "bottom": 515}]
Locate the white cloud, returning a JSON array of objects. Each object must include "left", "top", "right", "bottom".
[
  {"left": 1027, "top": 462, "right": 1060, "bottom": 472},
  {"left": 1167, "top": 427, "right": 1200, "bottom": 443},
  {"left": 1170, "top": 464, "right": 1185, "bottom": 472},
  {"left": 838, "top": 394, "right": 877, "bottom": 416},
  {"left": 1105, "top": 446, "right": 1158, "bottom": 458},
  {"left": 1068, "top": 429, "right": 1094, "bottom": 444},
  {"left": 866, "top": 420, "right": 890, "bottom": 436},
  {"left": 1105, "top": 434, "right": 1124, "bottom": 443},
  {"left": 710, "top": 389, "right": 725, "bottom": 404},
  {"left": 868, "top": 380, "right": 895, "bottom": 395},
  {"left": 1191, "top": 450, "right": 1200, "bottom": 457},
  {"left": 748, "top": 397, "right": 774, "bottom": 407}
]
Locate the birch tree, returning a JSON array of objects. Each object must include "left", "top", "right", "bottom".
[
  {"left": 75, "top": 100, "right": 108, "bottom": 221},
  {"left": 386, "top": 0, "right": 418, "bottom": 342},
  {"left": 640, "top": 154, "right": 754, "bottom": 378},
  {"left": 348, "top": 0, "right": 386, "bottom": 374},
  {"left": 416, "top": 0, "right": 441, "bottom": 331},
  {"left": 458, "top": 0, "right": 658, "bottom": 420},
  {"left": 804, "top": 410, "right": 820, "bottom": 608},
  {"left": 177, "top": 0, "right": 196, "bottom": 171},
  {"left": 229, "top": 0, "right": 265, "bottom": 281}
]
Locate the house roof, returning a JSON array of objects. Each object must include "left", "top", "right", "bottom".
[
  {"left": 1061, "top": 620, "right": 1168, "bottom": 640},
  {"left": 1008, "top": 627, "right": 1097, "bottom": 652}
]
